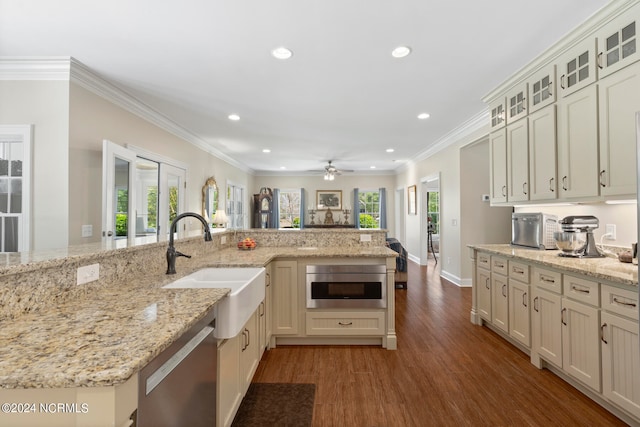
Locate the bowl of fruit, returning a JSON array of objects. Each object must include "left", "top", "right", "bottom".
[{"left": 237, "top": 237, "right": 257, "bottom": 250}]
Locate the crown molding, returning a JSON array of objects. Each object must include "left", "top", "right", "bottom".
[
  {"left": 0, "top": 56, "right": 254, "bottom": 174},
  {"left": 483, "top": 0, "right": 638, "bottom": 102},
  {"left": 395, "top": 109, "right": 489, "bottom": 173}
]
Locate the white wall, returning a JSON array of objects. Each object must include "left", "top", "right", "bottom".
[{"left": 0, "top": 80, "right": 70, "bottom": 250}]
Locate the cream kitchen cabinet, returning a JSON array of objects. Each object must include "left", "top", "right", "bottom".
[
  {"left": 532, "top": 285, "right": 563, "bottom": 368},
  {"left": 598, "top": 61, "right": 640, "bottom": 197},
  {"left": 489, "top": 129, "right": 508, "bottom": 204},
  {"left": 528, "top": 64, "right": 557, "bottom": 113},
  {"left": 506, "top": 118, "right": 529, "bottom": 202},
  {"left": 489, "top": 97, "right": 507, "bottom": 130},
  {"left": 490, "top": 256, "right": 509, "bottom": 334},
  {"left": 557, "top": 84, "right": 600, "bottom": 200},
  {"left": 271, "top": 259, "right": 299, "bottom": 337},
  {"left": 600, "top": 285, "right": 640, "bottom": 419},
  {"left": 557, "top": 37, "right": 598, "bottom": 97},
  {"left": 305, "top": 311, "right": 385, "bottom": 336},
  {"left": 528, "top": 105, "right": 558, "bottom": 201},
  {"left": 506, "top": 82, "right": 528, "bottom": 123},
  {"left": 508, "top": 261, "right": 531, "bottom": 348},
  {"left": 239, "top": 310, "right": 260, "bottom": 394},
  {"left": 596, "top": 2, "right": 640, "bottom": 78},
  {"left": 258, "top": 264, "right": 272, "bottom": 358},
  {"left": 476, "top": 253, "right": 492, "bottom": 322}
]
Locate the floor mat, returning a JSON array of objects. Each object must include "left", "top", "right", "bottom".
[{"left": 231, "top": 383, "right": 315, "bottom": 427}]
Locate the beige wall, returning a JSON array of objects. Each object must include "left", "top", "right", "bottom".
[
  {"left": 251, "top": 174, "right": 396, "bottom": 233},
  {"left": 0, "top": 80, "right": 70, "bottom": 250}
]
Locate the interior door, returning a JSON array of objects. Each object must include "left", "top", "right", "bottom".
[{"left": 102, "top": 140, "right": 137, "bottom": 244}]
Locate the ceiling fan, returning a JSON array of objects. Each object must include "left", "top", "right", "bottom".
[{"left": 310, "top": 160, "right": 353, "bottom": 181}]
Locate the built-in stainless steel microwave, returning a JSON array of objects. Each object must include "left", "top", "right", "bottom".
[{"left": 511, "top": 213, "right": 558, "bottom": 250}]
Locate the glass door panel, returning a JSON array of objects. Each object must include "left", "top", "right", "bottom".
[
  {"left": 159, "top": 164, "right": 185, "bottom": 241},
  {"left": 102, "top": 140, "right": 137, "bottom": 244},
  {"left": 135, "top": 158, "right": 159, "bottom": 244}
]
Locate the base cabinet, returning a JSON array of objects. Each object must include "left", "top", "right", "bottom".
[
  {"left": 532, "top": 286, "right": 563, "bottom": 367},
  {"left": 477, "top": 266, "right": 492, "bottom": 321},
  {"left": 491, "top": 272, "right": 509, "bottom": 334},
  {"left": 508, "top": 279, "right": 530, "bottom": 347},
  {"left": 271, "top": 260, "right": 299, "bottom": 336}
]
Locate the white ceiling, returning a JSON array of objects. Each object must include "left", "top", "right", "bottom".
[{"left": 0, "top": 0, "right": 609, "bottom": 175}]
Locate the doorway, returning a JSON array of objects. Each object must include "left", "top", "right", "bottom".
[{"left": 420, "top": 173, "right": 440, "bottom": 266}]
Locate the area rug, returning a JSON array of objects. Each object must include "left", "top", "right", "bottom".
[{"left": 231, "top": 383, "right": 315, "bottom": 427}]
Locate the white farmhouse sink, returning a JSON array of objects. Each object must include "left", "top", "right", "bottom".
[{"left": 163, "top": 267, "right": 265, "bottom": 339}]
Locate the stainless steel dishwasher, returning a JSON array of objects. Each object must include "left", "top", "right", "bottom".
[{"left": 137, "top": 306, "right": 217, "bottom": 427}]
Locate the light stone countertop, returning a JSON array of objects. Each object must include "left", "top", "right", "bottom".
[
  {"left": 0, "top": 246, "right": 397, "bottom": 389},
  {"left": 469, "top": 244, "right": 638, "bottom": 287}
]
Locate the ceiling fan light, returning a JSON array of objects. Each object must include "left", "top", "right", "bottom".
[
  {"left": 392, "top": 46, "right": 411, "bottom": 58},
  {"left": 272, "top": 47, "right": 293, "bottom": 60}
]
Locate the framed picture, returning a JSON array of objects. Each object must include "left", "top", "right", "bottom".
[
  {"left": 317, "top": 190, "right": 342, "bottom": 210},
  {"left": 408, "top": 185, "right": 417, "bottom": 215}
]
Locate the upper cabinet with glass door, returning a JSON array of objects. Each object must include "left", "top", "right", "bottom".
[
  {"left": 557, "top": 38, "right": 598, "bottom": 97},
  {"left": 527, "top": 64, "right": 556, "bottom": 113},
  {"left": 506, "top": 82, "right": 528, "bottom": 124},
  {"left": 597, "top": 2, "right": 640, "bottom": 78},
  {"left": 489, "top": 97, "right": 507, "bottom": 130}
]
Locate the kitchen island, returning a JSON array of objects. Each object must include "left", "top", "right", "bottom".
[{"left": 0, "top": 230, "right": 397, "bottom": 426}]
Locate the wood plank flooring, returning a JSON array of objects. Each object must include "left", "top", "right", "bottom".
[{"left": 252, "top": 259, "right": 628, "bottom": 426}]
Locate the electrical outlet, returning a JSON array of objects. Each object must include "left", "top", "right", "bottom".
[
  {"left": 605, "top": 224, "right": 616, "bottom": 240},
  {"left": 221, "top": 235, "right": 227, "bottom": 244},
  {"left": 77, "top": 263, "right": 100, "bottom": 285},
  {"left": 360, "top": 234, "right": 372, "bottom": 242},
  {"left": 81, "top": 224, "right": 93, "bottom": 237}
]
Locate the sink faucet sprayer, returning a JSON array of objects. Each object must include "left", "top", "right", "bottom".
[{"left": 166, "top": 212, "right": 212, "bottom": 274}]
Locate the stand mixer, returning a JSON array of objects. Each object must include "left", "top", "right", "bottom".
[{"left": 554, "top": 215, "right": 604, "bottom": 258}]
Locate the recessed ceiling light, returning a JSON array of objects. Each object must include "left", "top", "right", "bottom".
[
  {"left": 272, "top": 47, "right": 293, "bottom": 60},
  {"left": 280, "top": 166, "right": 286, "bottom": 169},
  {"left": 386, "top": 148, "right": 395, "bottom": 153},
  {"left": 391, "top": 46, "right": 411, "bottom": 58},
  {"left": 228, "top": 114, "right": 240, "bottom": 121},
  {"left": 417, "top": 113, "right": 430, "bottom": 120},
  {"left": 262, "top": 149, "right": 271, "bottom": 153},
  {"left": 370, "top": 166, "right": 376, "bottom": 169}
]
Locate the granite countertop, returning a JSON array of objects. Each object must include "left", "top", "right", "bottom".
[
  {"left": 0, "top": 246, "right": 396, "bottom": 390},
  {"left": 469, "top": 244, "right": 638, "bottom": 287}
]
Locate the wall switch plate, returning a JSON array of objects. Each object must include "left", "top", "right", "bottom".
[
  {"left": 360, "top": 234, "right": 372, "bottom": 242},
  {"left": 77, "top": 263, "right": 100, "bottom": 285},
  {"left": 81, "top": 224, "right": 93, "bottom": 237},
  {"left": 605, "top": 224, "right": 616, "bottom": 240}
]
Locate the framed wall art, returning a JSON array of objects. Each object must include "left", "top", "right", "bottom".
[
  {"left": 316, "top": 190, "right": 342, "bottom": 210},
  {"left": 408, "top": 185, "right": 417, "bottom": 215}
]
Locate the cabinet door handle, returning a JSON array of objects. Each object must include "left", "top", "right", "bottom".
[
  {"left": 533, "top": 296, "right": 539, "bottom": 312},
  {"left": 246, "top": 328, "right": 250, "bottom": 348},
  {"left": 548, "top": 82, "right": 553, "bottom": 97},
  {"left": 561, "top": 308, "right": 567, "bottom": 326},
  {"left": 501, "top": 185, "right": 507, "bottom": 197},
  {"left": 266, "top": 272, "right": 271, "bottom": 287},
  {"left": 485, "top": 277, "right": 490, "bottom": 289},
  {"left": 613, "top": 297, "right": 637, "bottom": 308},
  {"left": 601, "top": 323, "right": 608, "bottom": 344},
  {"left": 549, "top": 177, "right": 555, "bottom": 192},
  {"left": 597, "top": 52, "right": 604, "bottom": 69},
  {"left": 560, "top": 74, "right": 566, "bottom": 89},
  {"left": 562, "top": 176, "right": 568, "bottom": 191},
  {"left": 599, "top": 170, "right": 606, "bottom": 187},
  {"left": 241, "top": 330, "right": 247, "bottom": 351},
  {"left": 571, "top": 285, "right": 590, "bottom": 294},
  {"left": 522, "top": 292, "right": 528, "bottom": 308},
  {"left": 502, "top": 284, "right": 507, "bottom": 298},
  {"left": 522, "top": 182, "right": 528, "bottom": 195},
  {"left": 338, "top": 321, "right": 353, "bottom": 326}
]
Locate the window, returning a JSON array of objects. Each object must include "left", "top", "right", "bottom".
[
  {"left": 226, "top": 182, "right": 245, "bottom": 229},
  {"left": 278, "top": 189, "right": 301, "bottom": 228},
  {"left": 358, "top": 190, "right": 380, "bottom": 229},
  {"left": 427, "top": 191, "right": 440, "bottom": 234}
]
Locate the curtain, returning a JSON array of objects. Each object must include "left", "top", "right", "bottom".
[
  {"left": 271, "top": 188, "right": 280, "bottom": 228},
  {"left": 353, "top": 188, "right": 360, "bottom": 228},
  {"left": 299, "top": 188, "right": 306, "bottom": 229},
  {"left": 379, "top": 187, "right": 387, "bottom": 229}
]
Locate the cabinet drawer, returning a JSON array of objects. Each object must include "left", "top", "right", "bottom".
[
  {"left": 477, "top": 252, "right": 491, "bottom": 270},
  {"left": 491, "top": 256, "right": 508, "bottom": 275},
  {"left": 509, "top": 261, "right": 530, "bottom": 284},
  {"left": 601, "top": 284, "right": 638, "bottom": 320},
  {"left": 533, "top": 267, "right": 562, "bottom": 293},
  {"left": 305, "top": 311, "right": 385, "bottom": 336},
  {"left": 563, "top": 274, "right": 599, "bottom": 307}
]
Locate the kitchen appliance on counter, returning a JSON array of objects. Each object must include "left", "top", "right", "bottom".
[
  {"left": 554, "top": 215, "right": 604, "bottom": 258},
  {"left": 511, "top": 213, "right": 558, "bottom": 250}
]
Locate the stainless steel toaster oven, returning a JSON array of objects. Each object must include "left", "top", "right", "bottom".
[{"left": 511, "top": 213, "right": 558, "bottom": 250}]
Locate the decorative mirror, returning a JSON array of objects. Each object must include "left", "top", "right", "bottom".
[{"left": 202, "top": 177, "right": 218, "bottom": 222}]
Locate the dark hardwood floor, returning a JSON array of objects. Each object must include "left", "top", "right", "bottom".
[{"left": 252, "top": 259, "right": 628, "bottom": 426}]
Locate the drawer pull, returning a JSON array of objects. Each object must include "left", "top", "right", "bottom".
[
  {"left": 494, "top": 262, "right": 505, "bottom": 268},
  {"left": 533, "top": 296, "right": 539, "bottom": 312},
  {"left": 338, "top": 321, "right": 353, "bottom": 326},
  {"left": 613, "top": 297, "right": 637, "bottom": 308},
  {"left": 601, "top": 323, "right": 608, "bottom": 344},
  {"left": 540, "top": 276, "right": 556, "bottom": 284},
  {"left": 512, "top": 267, "right": 524, "bottom": 274},
  {"left": 571, "top": 285, "right": 590, "bottom": 294}
]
